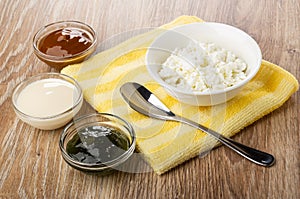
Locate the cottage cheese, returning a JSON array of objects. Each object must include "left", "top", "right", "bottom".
[{"left": 158, "top": 42, "right": 248, "bottom": 92}]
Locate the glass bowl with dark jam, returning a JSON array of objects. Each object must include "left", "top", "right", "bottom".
[
  {"left": 33, "top": 21, "right": 97, "bottom": 71},
  {"left": 59, "top": 113, "right": 136, "bottom": 175}
]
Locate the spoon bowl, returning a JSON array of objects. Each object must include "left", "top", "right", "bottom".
[{"left": 120, "top": 82, "right": 275, "bottom": 167}]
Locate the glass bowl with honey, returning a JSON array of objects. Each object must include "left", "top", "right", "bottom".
[
  {"left": 59, "top": 113, "right": 136, "bottom": 175},
  {"left": 33, "top": 21, "right": 97, "bottom": 71}
]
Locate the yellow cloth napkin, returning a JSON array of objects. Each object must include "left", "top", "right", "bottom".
[{"left": 61, "top": 16, "right": 299, "bottom": 174}]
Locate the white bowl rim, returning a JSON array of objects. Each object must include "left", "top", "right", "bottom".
[{"left": 145, "top": 22, "right": 262, "bottom": 95}]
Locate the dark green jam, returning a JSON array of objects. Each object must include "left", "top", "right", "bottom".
[{"left": 66, "top": 125, "right": 130, "bottom": 164}]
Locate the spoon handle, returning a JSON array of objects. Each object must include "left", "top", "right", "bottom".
[{"left": 175, "top": 116, "right": 275, "bottom": 167}]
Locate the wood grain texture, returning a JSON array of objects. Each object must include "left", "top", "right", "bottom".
[{"left": 0, "top": 0, "right": 299, "bottom": 198}]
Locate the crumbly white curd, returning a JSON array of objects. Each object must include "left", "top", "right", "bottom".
[{"left": 158, "top": 42, "right": 248, "bottom": 92}]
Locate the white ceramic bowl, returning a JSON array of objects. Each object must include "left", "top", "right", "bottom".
[
  {"left": 145, "top": 22, "right": 262, "bottom": 106},
  {"left": 12, "top": 73, "right": 83, "bottom": 130}
]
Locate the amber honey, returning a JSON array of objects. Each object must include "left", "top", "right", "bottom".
[
  {"left": 38, "top": 28, "right": 93, "bottom": 57},
  {"left": 33, "top": 21, "right": 96, "bottom": 71}
]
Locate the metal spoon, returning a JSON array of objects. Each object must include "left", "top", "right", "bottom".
[{"left": 120, "top": 82, "right": 275, "bottom": 167}]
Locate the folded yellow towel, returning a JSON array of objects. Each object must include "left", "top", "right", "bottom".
[{"left": 61, "top": 16, "right": 299, "bottom": 174}]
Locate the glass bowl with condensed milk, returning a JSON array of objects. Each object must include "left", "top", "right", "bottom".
[{"left": 12, "top": 73, "right": 83, "bottom": 130}]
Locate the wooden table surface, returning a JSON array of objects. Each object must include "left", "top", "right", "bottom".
[{"left": 0, "top": 0, "right": 299, "bottom": 198}]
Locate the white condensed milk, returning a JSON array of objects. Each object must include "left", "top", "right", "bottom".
[
  {"left": 12, "top": 73, "right": 83, "bottom": 130},
  {"left": 16, "top": 78, "right": 78, "bottom": 117}
]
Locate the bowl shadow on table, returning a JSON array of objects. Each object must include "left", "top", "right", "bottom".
[
  {"left": 67, "top": 152, "right": 152, "bottom": 177},
  {"left": 114, "top": 152, "right": 153, "bottom": 174}
]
